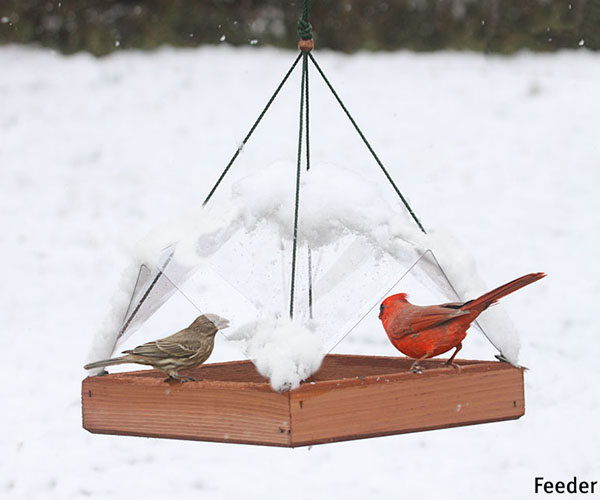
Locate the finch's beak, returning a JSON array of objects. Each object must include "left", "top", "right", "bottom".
[{"left": 219, "top": 319, "right": 230, "bottom": 329}]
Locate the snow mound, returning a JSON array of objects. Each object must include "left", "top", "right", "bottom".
[{"left": 228, "top": 318, "right": 325, "bottom": 391}]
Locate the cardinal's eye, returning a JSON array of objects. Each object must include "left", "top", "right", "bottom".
[{"left": 379, "top": 304, "right": 385, "bottom": 314}]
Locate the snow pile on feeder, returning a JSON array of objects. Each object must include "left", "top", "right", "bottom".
[
  {"left": 228, "top": 317, "right": 324, "bottom": 391},
  {"left": 87, "top": 162, "right": 521, "bottom": 389}
]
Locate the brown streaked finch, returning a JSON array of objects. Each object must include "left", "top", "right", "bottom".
[{"left": 84, "top": 313, "right": 229, "bottom": 381}]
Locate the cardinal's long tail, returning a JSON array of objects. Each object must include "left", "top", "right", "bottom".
[
  {"left": 84, "top": 356, "right": 131, "bottom": 371},
  {"left": 464, "top": 272, "right": 546, "bottom": 314}
]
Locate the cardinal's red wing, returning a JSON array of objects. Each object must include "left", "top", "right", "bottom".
[
  {"left": 387, "top": 304, "right": 470, "bottom": 339},
  {"left": 437, "top": 301, "right": 465, "bottom": 309}
]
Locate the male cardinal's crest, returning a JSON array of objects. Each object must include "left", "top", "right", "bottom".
[{"left": 378, "top": 293, "right": 408, "bottom": 319}]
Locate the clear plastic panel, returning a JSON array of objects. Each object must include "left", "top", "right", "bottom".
[
  {"left": 328, "top": 248, "right": 502, "bottom": 361},
  {"left": 115, "top": 245, "right": 197, "bottom": 349},
  {"left": 109, "top": 161, "right": 509, "bottom": 373}
]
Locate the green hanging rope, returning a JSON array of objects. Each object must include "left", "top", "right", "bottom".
[
  {"left": 290, "top": 53, "right": 308, "bottom": 318},
  {"left": 304, "top": 51, "right": 311, "bottom": 171},
  {"left": 297, "top": 0, "right": 313, "bottom": 40},
  {"left": 304, "top": 53, "right": 314, "bottom": 320},
  {"left": 203, "top": 52, "right": 302, "bottom": 207},
  {"left": 308, "top": 52, "right": 427, "bottom": 234}
]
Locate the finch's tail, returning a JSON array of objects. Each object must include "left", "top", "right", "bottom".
[
  {"left": 464, "top": 272, "right": 546, "bottom": 314},
  {"left": 84, "top": 356, "right": 131, "bottom": 371}
]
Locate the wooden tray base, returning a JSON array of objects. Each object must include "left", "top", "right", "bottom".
[{"left": 82, "top": 354, "right": 525, "bottom": 447}]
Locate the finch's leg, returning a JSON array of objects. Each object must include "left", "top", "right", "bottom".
[
  {"left": 164, "top": 372, "right": 197, "bottom": 383},
  {"left": 410, "top": 354, "right": 430, "bottom": 374},
  {"left": 444, "top": 343, "right": 462, "bottom": 371}
]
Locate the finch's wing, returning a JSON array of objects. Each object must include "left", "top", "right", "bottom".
[
  {"left": 124, "top": 339, "right": 198, "bottom": 358},
  {"left": 388, "top": 305, "right": 470, "bottom": 339}
]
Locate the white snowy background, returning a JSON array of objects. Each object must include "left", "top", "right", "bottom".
[{"left": 1, "top": 45, "right": 599, "bottom": 499}]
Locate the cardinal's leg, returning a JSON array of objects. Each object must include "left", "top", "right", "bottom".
[
  {"left": 410, "top": 354, "right": 431, "bottom": 374},
  {"left": 444, "top": 343, "right": 462, "bottom": 371}
]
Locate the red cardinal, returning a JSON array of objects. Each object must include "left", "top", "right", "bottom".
[{"left": 379, "top": 272, "right": 546, "bottom": 372}]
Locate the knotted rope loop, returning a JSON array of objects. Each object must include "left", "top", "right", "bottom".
[
  {"left": 297, "top": 0, "right": 313, "bottom": 49},
  {"left": 297, "top": 18, "right": 313, "bottom": 40}
]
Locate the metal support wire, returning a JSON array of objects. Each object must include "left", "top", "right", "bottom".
[
  {"left": 308, "top": 247, "right": 314, "bottom": 319},
  {"left": 118, "top": 249, "right": 174, "bottom": 339},
  {"left": 423, "top": 250, "right": 502, "bottom": 355},
  {"left": 327, "top": 248, "right": 505, "bottom": 359}
]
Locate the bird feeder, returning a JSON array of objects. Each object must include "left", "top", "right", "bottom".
[
  {"left": 82, "top": 0, "right": 526, "bottom": 446},
  {"left": 83, "top": 355, "right": 524, "bottom": 447}
]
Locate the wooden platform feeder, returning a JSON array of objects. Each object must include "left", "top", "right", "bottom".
[
  {"left": 82, "top": 354, "right": 525, "bottom": 447},
  {"left": 82, "top": 2, "right": 528, "bottom": 448}
]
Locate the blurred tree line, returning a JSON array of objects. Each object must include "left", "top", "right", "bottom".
[{"left": 0, "top": 0, "right": 596, "bottom": 56}]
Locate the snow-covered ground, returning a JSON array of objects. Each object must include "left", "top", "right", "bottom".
[{"left": 1, "top": 45, "right": 599, "bottom": 499}]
